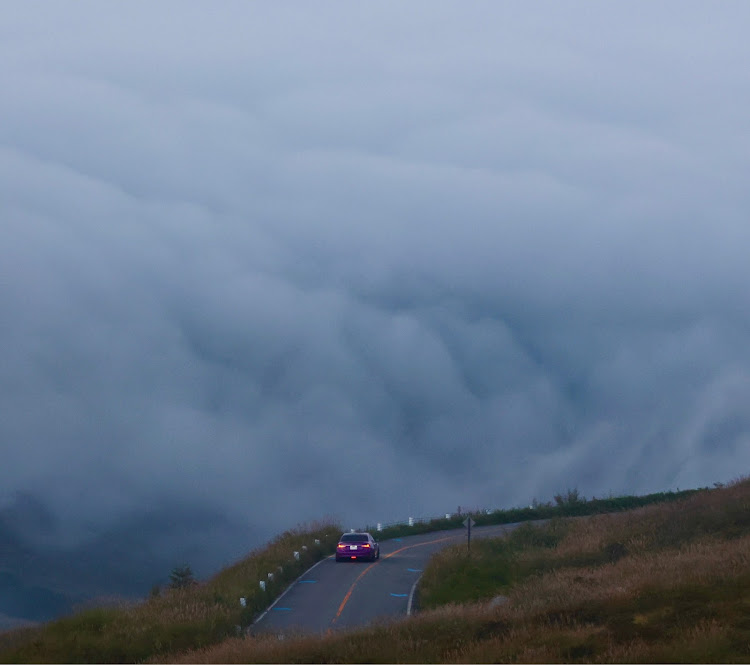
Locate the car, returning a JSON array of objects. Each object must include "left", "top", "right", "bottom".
[{"left": 335, "top": 531, "right": 380, "bottom": 562}]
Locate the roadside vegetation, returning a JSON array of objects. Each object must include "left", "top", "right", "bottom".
[
  {"left": 161, "top": 477, "right": 750, "bottom": 663},
  {"left": 0, "top": 523, "right": 340, "bottom": 664},
  {"left": 2, "top": 480, "right": 747, "bottom": 663},
  {"left": 368, "top": 485, "right": 703, "bottom": 541}
]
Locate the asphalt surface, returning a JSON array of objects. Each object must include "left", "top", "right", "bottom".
[{"left": 251, "top": 523, "right": 519, "bottom": 636}]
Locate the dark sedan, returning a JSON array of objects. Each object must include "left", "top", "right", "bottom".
[{"left": 335, "top": 532, "right": 380, "bottom": 562}]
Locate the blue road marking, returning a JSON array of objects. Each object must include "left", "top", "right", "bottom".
[
  {"left": 393, "top": 538, "right": 402, "bottom": 542},
  {"left": 407, "top": 568, "right": 422, "bottom": 572},
  {"left": 390, "top": 593, "right": 408, "bottom": 597},
  {"left": 273, "top": 607, "right": 292, "bottom": 611},
  {"left": 299, "top": 580, "right": 317, "bottom": 583}
]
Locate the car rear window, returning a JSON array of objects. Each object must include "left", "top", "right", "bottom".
[{"left": 340, "top": 533, "right": 368, "bottom": 542}]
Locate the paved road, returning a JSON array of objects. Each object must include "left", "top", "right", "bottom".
[{"left": 252, "top": 523, "right": 520, "bottom": 636}]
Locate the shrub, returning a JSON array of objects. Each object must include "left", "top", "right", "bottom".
[{"left": 169, "top": 565, "right": 196, "bottom": 590}]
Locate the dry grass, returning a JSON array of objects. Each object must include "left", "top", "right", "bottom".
[
  {"left": 512, "top": 533, "right": 750, "bottom": 614},
  {"left": 163, "top": 477, "right": 750, "bottom": 663}
]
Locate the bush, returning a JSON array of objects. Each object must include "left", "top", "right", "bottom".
[
  {"left": 169, "top": 565, "right": 196, "bottom": 590},
  {"left": 553, "top": 488, "right": 585, "bottom": 507}
]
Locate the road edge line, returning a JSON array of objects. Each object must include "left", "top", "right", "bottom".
[
  {"left": 406, "top": 574, "right": 422, "bottom": 617},
  {"left": 251, "top": 555, "right": 332, "bottom": 628}
]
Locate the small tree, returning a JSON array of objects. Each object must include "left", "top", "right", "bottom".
[{"left": 169, "top": 564, "right": 196, "bottom": 589}]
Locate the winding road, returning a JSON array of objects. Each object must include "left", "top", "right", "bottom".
[{"left": 252, "top": 523, "right": 519, "bottom": 636}]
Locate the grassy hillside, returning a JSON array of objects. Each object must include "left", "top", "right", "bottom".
[
  {"left": 0, "top": 522, "right": 340, "bottom": 664},
  {"left": 160, "top": 478, "right": 750, "bottom": 663}
]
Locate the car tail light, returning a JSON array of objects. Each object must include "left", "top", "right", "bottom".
[
  {"left": 337, "top": 543, "right": 346, "bottom": 548},
  {"left": 362, "top": 544, "right": 370, "bottom": 548}
]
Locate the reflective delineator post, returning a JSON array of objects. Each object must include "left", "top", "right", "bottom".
[
  {"left": 294, "top": 551, "right": 300, "bottom": 560},
  {"left": 377, "top": 523, "right": 382, "bottom": 531},
  {"left": 259, "top": 580, "right": 266, "bottom": 591},
  {"left": 408, "top": 517, "right": 414, "bottom": 526}
]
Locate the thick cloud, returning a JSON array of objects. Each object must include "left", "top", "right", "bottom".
[{"left": 2, "top": 1, "right": 750, "bottom": 612}]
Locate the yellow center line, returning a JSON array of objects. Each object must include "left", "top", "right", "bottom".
[{"left": 328, "top": 534, "right": 459, "bottom": 630}]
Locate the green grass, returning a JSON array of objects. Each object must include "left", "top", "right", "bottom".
[{"left": 417, "top": 537, "right": 518, "bottom": 607}]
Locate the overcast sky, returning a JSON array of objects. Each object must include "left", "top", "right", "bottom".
[{"left": 3, "top": 1, "right": 750, "bottom": 579}]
